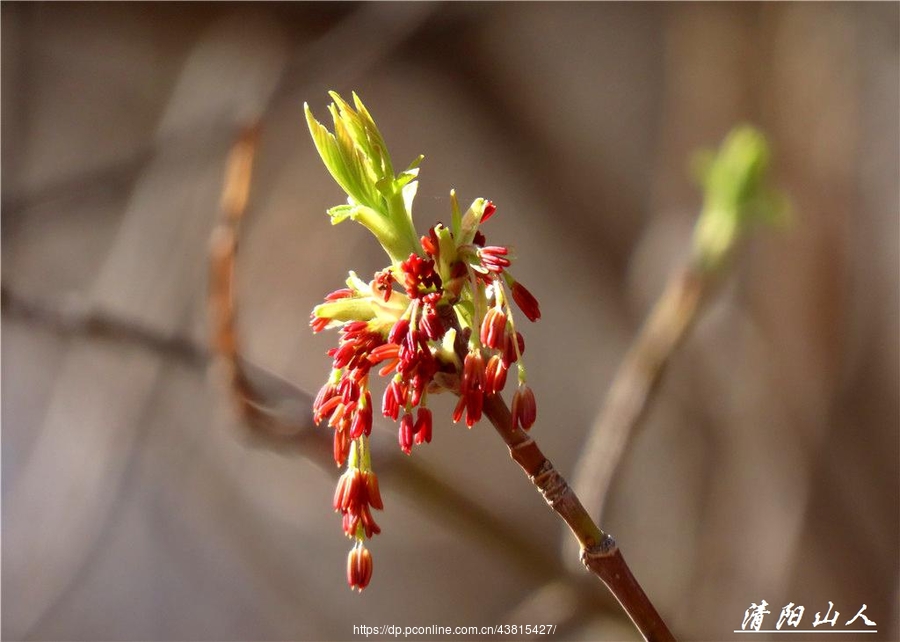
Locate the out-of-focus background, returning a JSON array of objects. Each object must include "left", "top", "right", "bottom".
[{"left": 2, "top": 3, "right": 897, "bottom": 641}]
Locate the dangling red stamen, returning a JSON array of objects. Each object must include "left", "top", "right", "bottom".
[
  {"left": 511, "top": 281, "right": 541, "bottom": 322},
  {"left": 399, "top": 412, "right": 414, "bottom": 455},
  {"left": 511, "top": 383, "right": 537, "bottom": 431},
  {"left": 481, "top": 200, "right": 497, "bottom": 223}
]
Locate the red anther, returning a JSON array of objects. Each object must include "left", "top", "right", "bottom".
[
  {"left": 347, "top": 545, "right": 373, "bottom": 592},
  {"left": 503, "top": 331, "right": 525, "bottom": 364},
  {"left": 373, "top": 269, "right": 394, "bottom": 303},
  {"left": 342, "top": 321, "right": 369, "bottom": 334},
  {"left": 334, "top": 469, "right": 364, "bottom": 512},
  {"left": 465, "top": 389, "right": 483, "bottom": 427},
  {"left": 332, "top": 342, "right": 356, "bottom": 369},
  {"left": 313, "top": 381, "right": 338, "bottom": 422},
  {"left": 360, "top": 504, "right": 381, "bottom": 537},
  {"left": 378, "top": 358, "right": 400, "bottom": 377},
  {"left": 349, "top": 396, "right": 372, "bottom": 439},
  {"left": 399, "top": 412, "right": 414, "bottom": 455},
  {"left": 463, "top": 351, "right": 485, "bottom": 392},
  {"left": 388, "top": 318, "right": 410, "bottom": 345},
  {"left": 457, "top": 350, "right": 486, "bottom": 429},
  {"left": 409, "top": 376, "right": 425, "bottom": 408},
  {"left": 333, "top": 429, "right": 351, "bottom": 466},
  {"left": 310, "top": 315, "right": 330, "bottom": 333},
  {"left": 400, "top": 253, "right": 441, "bottom": 298},
  {"left": 511, "top": 281, "right": 541, "bottom": 322},
  {"left": 452, "top": 395, "right": 466, "bottom": 424},
  {"left": 420, "top": 311, "right": 444, "bottom": 342},
  {"left": 365, "top": 471, "right": 384, "bottom": 510},
  {"left": 333, "top": 470, "right": 350, "bottom": 511},
  {"left": 482, "top": 200, "right": 497, "bottom": 223},
  {"left": 343, "top": 511, "right": 359, "bottom": 538},
  {"left": 511, "top": 383, "right": 537, "bottom": 431},
  {"left": 368, "top": 343, "right": 400, "bottom": 364},
  {"left": 339, "top": 377, "right": 360, "bottom": 404},
  {"left": 484, "top": 354, "right": 508, "bottom": 396},
  {"left": 324, "top": 288, "right": 353, "bottom": 301},
  {"left": 414, "top": 407, "right": 432, "bottom": 445},
  {"left": 405, "top": 321, "right": 420, "bottom": 351},
  {"left": 479, "top": 246, "right": 509, "bottom": 272},
  {"left": 315, "top": 395, "right": 342, "bottom": 425},
  {"left": 480, "top": 308, "right": 508, "bottom": 351},
  {"left": 362, "top": 391, "right": 373, "bottom": 435},
  {"left": 327, "top": 401, "right": 354, "bottom": 428},
  {"left": 314, "top": 380, "right": 337, "bottom": 407},
  {"left": 420, "top": 233, "right": 438, "bottom": 256},
  {"left": 382, "top": 379, "right": 403, "bottom": 421}
]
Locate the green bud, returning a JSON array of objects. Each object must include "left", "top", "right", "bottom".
[
  {"left": 305, "top": 92, "right": 423, "bottom": 265},
  {"left": 692, "top": 125, "right": 790, "bottom": 271}
]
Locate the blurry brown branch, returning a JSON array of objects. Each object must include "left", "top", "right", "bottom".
[
  {"left": 0, "top": 285, "right": 206, "bottom": 367},
  {"left": 571, "top": 265, "right": 712, "bottom": 526},
  {"left": 208, "top": 123, "right": 302, "bottom": 443}
]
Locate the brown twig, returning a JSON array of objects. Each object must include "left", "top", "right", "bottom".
[
  {"left": 481, "top": 394, "right": 675, "bottom": 642},
  {"left": 208, "top": 122, "right": 310, "bottom": 443}
]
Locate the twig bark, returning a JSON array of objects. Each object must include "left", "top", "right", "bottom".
[{"left": 481, "top": 394, "right": 675, "bottom": 642}]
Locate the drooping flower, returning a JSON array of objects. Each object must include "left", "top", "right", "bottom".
[{"left": 347, "top": 543, "right": 373, "bottom": 592}]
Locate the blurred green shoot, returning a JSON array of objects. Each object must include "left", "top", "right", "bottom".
[{"left": 690, "top": 125, "right": 791, "bottom": 271}]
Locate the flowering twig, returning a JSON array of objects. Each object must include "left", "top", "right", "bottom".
[
  {"left": 305, "top": 92, "right": 549, "bottom": 591},
  {"left": 299, "top": 91, "right": 677, "bottom": 638},
  {"left": 301, "top": 93, "right": 786, "bottom": 640},
  {"left": 207, "top": 121, "right": 569, "bottom": 587},
  {"left": 571, "top": 127, "right": 789, "bottom": 526}
]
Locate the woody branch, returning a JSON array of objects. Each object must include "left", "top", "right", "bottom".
[{"left": 479, "top": 382, "right": 675, "bottom": 642}]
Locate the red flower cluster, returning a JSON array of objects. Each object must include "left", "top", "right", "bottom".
[
  {"left": 311, "top": 202, "right": 541, "bottom": 590},
  {"left": 347, "top": 543, "right": 373, "bottom": 592},
  {"left": 334, "top": 466, "right": 383, "bottom": 538},
  {"left": 313, "top": 321, "right": 378, "bottom": 466}
]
